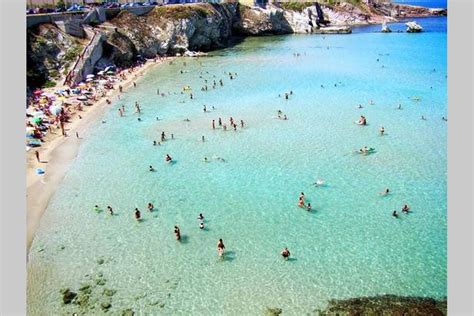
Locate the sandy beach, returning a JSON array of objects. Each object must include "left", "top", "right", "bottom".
[{"left": 26, "top": 57, "right": 174, "bottom": 253}]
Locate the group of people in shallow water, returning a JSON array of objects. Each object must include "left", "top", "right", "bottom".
[
  {"left": 297, "top": 192, "right": 312, "bottom": 211},
  {"left": 392, "top": 204, "right": 410, "bottom": 217},
  {"left": 211, "top": 116, "right": 245, "bottom": 131}
]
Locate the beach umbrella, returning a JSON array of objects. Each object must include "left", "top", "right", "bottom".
[
  {"left": 32, "top": 117, "right": 42, "bottom": 124},
  {"left": 31, "top": 110, "right": 44, "bottom": 117},
  {"left": 77, "top": 96, "right": 88, "bottom": 101},
  {"left": 97, "top": 70, "right": 105, "bottom": 76},
  {"left": 49, "top": 105, "right": 62, "bottom": 116},
  {"left": 86, "top": 74, "right": 95, "bottom": 79}
]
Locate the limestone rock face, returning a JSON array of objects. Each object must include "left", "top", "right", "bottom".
[
  {"left": 381, "top": 21, "right": 392, "bottom": 32},
  {"left": 109, "top": 4, "right": 236, "bottom": 57},
  {"left": 406, "top": 21, "right": 423, "bottom": 32}
]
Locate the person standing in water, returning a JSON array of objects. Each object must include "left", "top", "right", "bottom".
[
  {"left": 240, "top": 120, "right": 244, "bottom": 128},
  {"left": 134, "top": 208, "right": 141, "bottom": 221},
  {"left": 212, "top": 120, "right": 215, "bottom": 129},
  {"left": 217, "top": 239, "right": 225, "bottom": 256},
  {"left": 281, "top": 247, "right": 290, "bottom": 259},
  {"left": 218, "top": 118, "right": 222, "bottom": 126},
  {"left": 174, "top": 226, "right": 181, "bottom": 241},
  {"left": 147, "top": 203, "right": 154, "bottom": 211},
  {"left": 107, "top": 206, "right": 113, "bottom": 215},
  {"left": 380, "top": 127, "right": 385, "bottom": 136}
]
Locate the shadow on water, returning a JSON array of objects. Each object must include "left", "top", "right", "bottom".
[
  {"left": 286, "top": 257, "right": 297, "bottom": 262},
  {"left": 221, "top": 250, "right": 236, "bottom": 262},
  {"left": 179, "top": 235, "right": 190, "bottom": 244}
]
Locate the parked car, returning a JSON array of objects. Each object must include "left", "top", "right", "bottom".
[{"left": 67, "top": 4, "right": 85, "bottom": 12}]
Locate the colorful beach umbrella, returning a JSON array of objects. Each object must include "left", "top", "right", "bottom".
[{"left": 49, "top": 105, "right": 62, "bottom": 116}]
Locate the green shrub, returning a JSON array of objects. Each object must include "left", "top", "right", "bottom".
[
  {"left": 56, "top": 0, "right": 66, "bottom": 10},
  {"left": 279, "top": 2, "right": 314, "bottom": 12},
  {"left": 43, "top": 80, "right": 56, "bottom": 88},
  {"left": 49, "top": 69, "right": 60, "bottom": 78},
  {"left": 64, "top": 46, "right": 80, "bottom": 62}
]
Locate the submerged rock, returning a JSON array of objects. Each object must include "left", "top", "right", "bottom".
[
  {"left": 101, "top": 301, "right": 112, "bottom": 311},
  {"left": 103, "top": 288, "right": 117, "bottom": 297},
  {"left": 406, "top": 21, "right": 423, "bottom": 32},
  {"left": 122, "top": 309, "right": 134, "bottom": 316},
  {"left": 61, "top": 289, "right": 77, "bottom": 304},
  {"left": 265, "top": 307, "right": 282, "bottom": 315},
  {"left": 320, "top": 295, "right": 447, "bottom": 315}
]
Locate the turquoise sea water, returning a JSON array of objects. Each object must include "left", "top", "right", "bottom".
[{"left": 28, "top": 17, "right": 447, "bottom": 315}]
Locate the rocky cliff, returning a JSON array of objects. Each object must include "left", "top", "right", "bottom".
[{"left": 27, "top": 1, "right": 446, "bottom": 91}]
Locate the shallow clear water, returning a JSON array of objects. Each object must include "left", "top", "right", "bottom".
[{"left": 28, "top": 17, "right": 447, "bottom": 315}]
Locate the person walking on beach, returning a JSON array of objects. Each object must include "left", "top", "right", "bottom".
[
  {"left": 35, "top": 150, "right": 40, "bottom": 163},
  {"left": 133, "top": 82, "right": 137, "bottom": 88},
  {"left": 119, "top": 85, "right": 123, "bottom": 93},
  {"left": 217, "top": 239, "right": 225, "bottom": 256}
]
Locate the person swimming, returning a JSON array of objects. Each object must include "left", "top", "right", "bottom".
[
  {"left": 392, "top": 210, "right": 398, "bottom": 218},
  {"left": 94, "top": 205, "right": 100, "bottom": 213},
  {"left": 165, "top": 154, "right": 172, "bottom": 162},
  {"left": 153, "top": 141, "right": 157, "bottom": 146},
  {"left": 149, "top": 165, "right": 155, "bottom": 172},
  {"left": 199, "top": 222, "right": 205, "bottom": 229},
  {"left": 442, "top": 117, "right": 447, "bottom": 121},
  {"left": 307, "top": 203, "right": 312, "bottom": 211},
  {"left": 313, "top": 179, "right": 324, "bottom": 187},
  {"left": 401, "top": 204, "right": 410, "bottom": 213},
  {"left": 198, "top": 213, "right": 204, "bottom": 220},
  {"left": 281, "top": 247, "right": 290, "bottom": 259},
  {"left": 147, "top": 203, "right": 154, "bottom": 211},
  {"left": 379, "top": 188, "right": 390, "bottom": 196},
  {"left": 421, "top": 115, "right": 426, "bottom": 120}
]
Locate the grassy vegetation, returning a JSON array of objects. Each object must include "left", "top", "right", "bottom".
[
  {"left": 43, "top": 80, "right": 56, "bottom": 88},
  {"left": 49, "top": 69, "right": 60, "bottom": 79},
  {"left": 279, "top": 2, "right": 315, "bottom": 12},
  {"left": 63, "top": 45, "right": 80, "bottom": 63},
  {"left": 153, "top": 4, "right": 214, "bottom": 20}
]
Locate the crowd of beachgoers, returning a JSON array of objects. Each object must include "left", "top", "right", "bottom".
[
  {"left": 25, "top": 58, "right": 171, "bottom": 167},
  {"left": 39, "top": 55, "right": 445, "bottom": 261}
]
